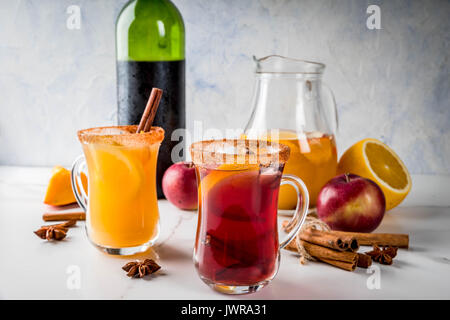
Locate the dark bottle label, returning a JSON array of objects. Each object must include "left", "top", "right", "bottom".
[{"left": 117, "top": 60, "right": 185, "bottom": 198}]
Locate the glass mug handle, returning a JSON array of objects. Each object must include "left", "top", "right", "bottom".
[
  {"left": 70, "top": 155, "right": 88, "bottom": 212},
  {"left": 322, "top": 83, "right": 339, "bottom": 134},
  {"left": 279, "top": 174, "right": 310, "bottom": 249}
]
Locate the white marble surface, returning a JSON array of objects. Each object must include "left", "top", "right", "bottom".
[
  {"left": 0, "top": 166, "right": 449, "bottom": 300},
  {"left": 0, "top": 1, "right": 449, "bottom": 175}
]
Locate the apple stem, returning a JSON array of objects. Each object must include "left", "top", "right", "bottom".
[
  {"left": 185, "top": 162, "right": 195, "bottom": 168},
  {"left": 345, "top": 173, "right": 350, "bottom": 183}
]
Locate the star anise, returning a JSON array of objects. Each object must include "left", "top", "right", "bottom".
[
  {"left": 382, "top": 246, "right": 398, "bottom": 258},
  {"left": 365, "top": 245, "right": 398, "bottom": 265},
  {"left": 34, "top": 220, "right": 76, "bottom": 241},
  {"left": 122, "top": 259, "right": 161, "bottom": 278}
]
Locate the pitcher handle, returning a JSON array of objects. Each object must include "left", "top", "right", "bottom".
[
  {"left": 322, "top": 83, "right": 339, "bottom": 134},
  {"left": 279, "top": 174, "right": 310, "bottom": 249},
  {"left": 70, "top": 155, "right": 88, "bottom": 212}
]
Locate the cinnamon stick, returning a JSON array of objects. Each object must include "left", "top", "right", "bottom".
[
  {"left": 43, "top": 211, "right": 85, "bottom": 221},
  {"left": 345, "top": 237, "right": 360, "bottom": 252},
  {"left": 357, "top": 253, "right": 372, "bottom": 268},
  {"left": 45, "top": 220, "right": 77, "bottom": 228},
  {"left": 300, "top": 228, "right": 350, "bottom": 252},
  {"left": 284, "top": 225, "right": 359, "bottom": 252},
  {"left": 330, "top": 231, "right": 409, "bottom": 248},
  {"left": 281, "top": 220, "right": 293, "bottom": 232},
  {"left": 300, "top": 240, "right": 358, "bottom": 264},
  {"left": 285, "top": 239, "right": 357, "bottom": 271},
  {"left": 319, "top": 258, "right": 357, "bottom": 272},
  {"left": 285, "top": 239, "right": 298, "bottom": 253},
  {"left": 136, "top": 88, "right": 163, "bottom": 133}
]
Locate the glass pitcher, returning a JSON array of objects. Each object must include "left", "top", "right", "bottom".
[{"left": 244, "top": 55, "right": 338, "bottom": 209}]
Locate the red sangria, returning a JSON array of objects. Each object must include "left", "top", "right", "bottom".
[{"left": 190, "top": 140, "right": 310, "bottom": 294}]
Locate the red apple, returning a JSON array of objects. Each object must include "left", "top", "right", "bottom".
[
  {"left": 162, "top": 162, "right": 198, "bottom": 210},
  {"left": 317, "top": 173, "right": 386, "bottom": 232}
]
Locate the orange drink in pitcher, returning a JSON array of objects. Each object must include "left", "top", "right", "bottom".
[
  {"left": 263, "top": 130, "right": 337, "bottom": 208},
  {"left": 243, "top": 56, "right": 339, "bottom": 208}
]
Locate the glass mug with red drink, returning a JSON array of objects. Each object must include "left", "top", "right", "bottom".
[{"left": 190, "top": 139, "right": 309, "bottom": 294}]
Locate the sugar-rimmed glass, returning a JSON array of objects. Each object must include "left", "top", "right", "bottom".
[
  {"left": 71, "top": 125, "right": 164, "bottom": 255},
  {"left": 190, "top": 139, "right": 309, "bottom": 294}
]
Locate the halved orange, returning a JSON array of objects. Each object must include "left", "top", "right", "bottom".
[
  {"left": 44, "top": 166, "right": 88, "bottom": 206},
  {"left": 337, "top": 138, "right": 411, "bottom": 211}
]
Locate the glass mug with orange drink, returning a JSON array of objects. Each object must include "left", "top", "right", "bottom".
[
  {"left": 71, "top": 125, "right": 164, "bottom": 255},
  {"left": 191, "top": 139, "right": 309, "bottom": 294},
  {"left": 245, "top": 55, "right": 338, "bottom": 208}
]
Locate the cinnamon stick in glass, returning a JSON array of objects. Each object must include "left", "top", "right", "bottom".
[{"left": 136, "top": 88, "right": 163, "bottom": 133}]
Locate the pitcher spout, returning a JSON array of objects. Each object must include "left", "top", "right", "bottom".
[{"left": 253, "top": 55, "right": 325, "bottom": 74}]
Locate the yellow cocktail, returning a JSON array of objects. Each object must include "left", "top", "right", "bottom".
[{"left": 74, "top": 125, "right": 164, "bottom": 254}]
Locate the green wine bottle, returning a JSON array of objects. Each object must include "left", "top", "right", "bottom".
[{"left": 116, "top": 0, "right": 185, "bottom": 198}]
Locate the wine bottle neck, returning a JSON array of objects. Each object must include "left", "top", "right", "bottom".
[{"left": 117, "top": 0, "right": 184, "bottom": 61}]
